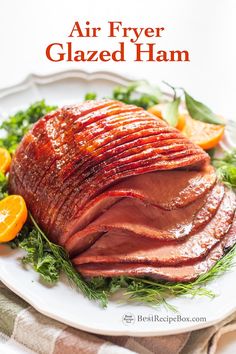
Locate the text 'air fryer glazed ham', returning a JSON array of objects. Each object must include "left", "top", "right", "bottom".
[{"left": 9, "top": 99, "right": 236, "bottom": 283}]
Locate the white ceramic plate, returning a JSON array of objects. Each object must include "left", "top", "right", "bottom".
[{"left": 0, "top": 70, "right": 236, "bottom": 337}]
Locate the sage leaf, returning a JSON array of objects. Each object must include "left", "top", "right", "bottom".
[
  {"left": 184, "top": 91, "right": 225, "bottom": 125},
  {"left": 163, "top": 97, "right": 180, "bottom": 127}
]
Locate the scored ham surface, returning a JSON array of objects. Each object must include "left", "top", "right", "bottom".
[{"left": 9, "top": 99, "right": 236, "bottom": 283}]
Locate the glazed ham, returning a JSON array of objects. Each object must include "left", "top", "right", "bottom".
[{"left": 9, "top": 99, "right": 236, "bottom": 283}]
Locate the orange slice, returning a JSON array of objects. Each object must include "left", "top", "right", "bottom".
[
  {"left": 148, "top": 104, "right": 186, "bottom": 130},
  {"left": 0, "top": 195, "right": 28, "bottom": 242},
  {"left": 182, "top": 115, "right": 225, "bottom": 150},
  {"left": 0, "top": 148, "right": 11, "bottom": 174}
]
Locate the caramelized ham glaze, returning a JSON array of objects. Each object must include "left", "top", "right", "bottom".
[
  {"left": 9, "top": 100, "right": 209, "bottom": 242},
  {"left": 9, "top": 99, "right": 236, "bottom": 283}
]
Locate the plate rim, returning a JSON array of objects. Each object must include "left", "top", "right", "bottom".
[
  {"left": 0, "top": 69, "right": 235, "bottom": 337},
  {"left": 1, "top": 249, "right": 236, "bottom": 337},
  {"left": 0, "top": 69, "right": 135, "bottom": 99}
]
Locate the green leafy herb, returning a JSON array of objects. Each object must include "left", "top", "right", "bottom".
[
  {"left": 162, "top": 81, "right": 225, "bottom": 126},
  {"left": 163, "top": 97, "right": 180, "bottom": 127},
  {"left": 82, "top": 81, "right": 162, "bottom": 109},
  {"left": 162, "top": 80, "right": 179, "bottom": 100},
  {"left": 84, "top": 92, "right": 97, "bottom": 100},
  {"left": 0, "top": 172, "right": 8, "bottom": 199},
  {"left": 207, "top": 148, "right": 217, "bottom": 160},
  {"left": 184, "top": 91, "right": 225, "bottom": 125},
  {"left": 18, "top": 225, "right": 61, "bottom": 283},
  {"left": 17, "top": 214, "right": 107, "bottom": 306},
  {"left": 0, "top": 100, "right": 57, "bottom": 153},
  {"left": 213, "top": 149, "right": 236, "bottom": 189},
  {"left": 112, "top": 81, "right": 162, "bottom": 109},
  {"left": 134, "top": 81, "right": 162, "bottom": 101}
]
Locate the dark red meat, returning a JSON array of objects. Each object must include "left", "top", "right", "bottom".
[
  {"left": 67, "top": 184, "right": 226, "bottom": 255},
  {"left": 71, "top": 165, "right": 216, "bottom": 232},
  {"left": 72, "top": 187, "right": 234, "bottom": 262},
  {"left": 76, "top": 215, "right": 236, "bottom": 282},
  {"left": 9, "top": 99, "right": 236, "bottom": 284}
]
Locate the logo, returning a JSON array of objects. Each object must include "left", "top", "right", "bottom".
[{"left": 122, "top": 313, "right": 135, "bottom": 325}]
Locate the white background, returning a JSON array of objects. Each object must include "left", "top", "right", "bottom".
[
  {"left": 0, "top": 0, "right": 236, "bottom": 119},
  {"left": 0, "top": 0, "right": 236, "bottom": 353}
]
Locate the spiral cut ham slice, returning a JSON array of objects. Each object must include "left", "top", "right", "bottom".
[
  {"left": 9, "top": 99, "right": 236, "bottom": 284},
  {"left": 72, "top": 188, "right": 235, "bottom": 265},
  {"left": 76, "top": 215, "right": 236, "bottom": 282},
  {"left": 66, "top": 183, "right": 225, "bottom": 255},
  {"left": 67, "top": 164, "right": 217, "bottom": 233}
]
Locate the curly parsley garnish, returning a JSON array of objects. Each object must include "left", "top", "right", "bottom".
[{"left": 0, "top": 100, "right": 57, "bottom": 153}]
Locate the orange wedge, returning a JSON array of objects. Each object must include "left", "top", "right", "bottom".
[
  {"left": 182, "top": 115, "right": 225, "bottom": 150},
  {"left": 147, "top": 104, "right": 165, "bottom": 119},
  {"left": 176, "top": 114, "right": 186, "bottom": 130},
  {"left": 0, "top": 195, "right": 28, "bottom": 242},
  {"left": 0, "top": 148, "right": 11, "bottom": 174},
  {"left": 148, "top": 104, "right": 186, "bottom": 130}
]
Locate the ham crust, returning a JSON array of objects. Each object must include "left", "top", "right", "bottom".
[
  {"left": 9, "top": 99, "right": 235, "bottom": 284},
  {"left": 9, "top": 100, "right": 209, "bottom": 243}
]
